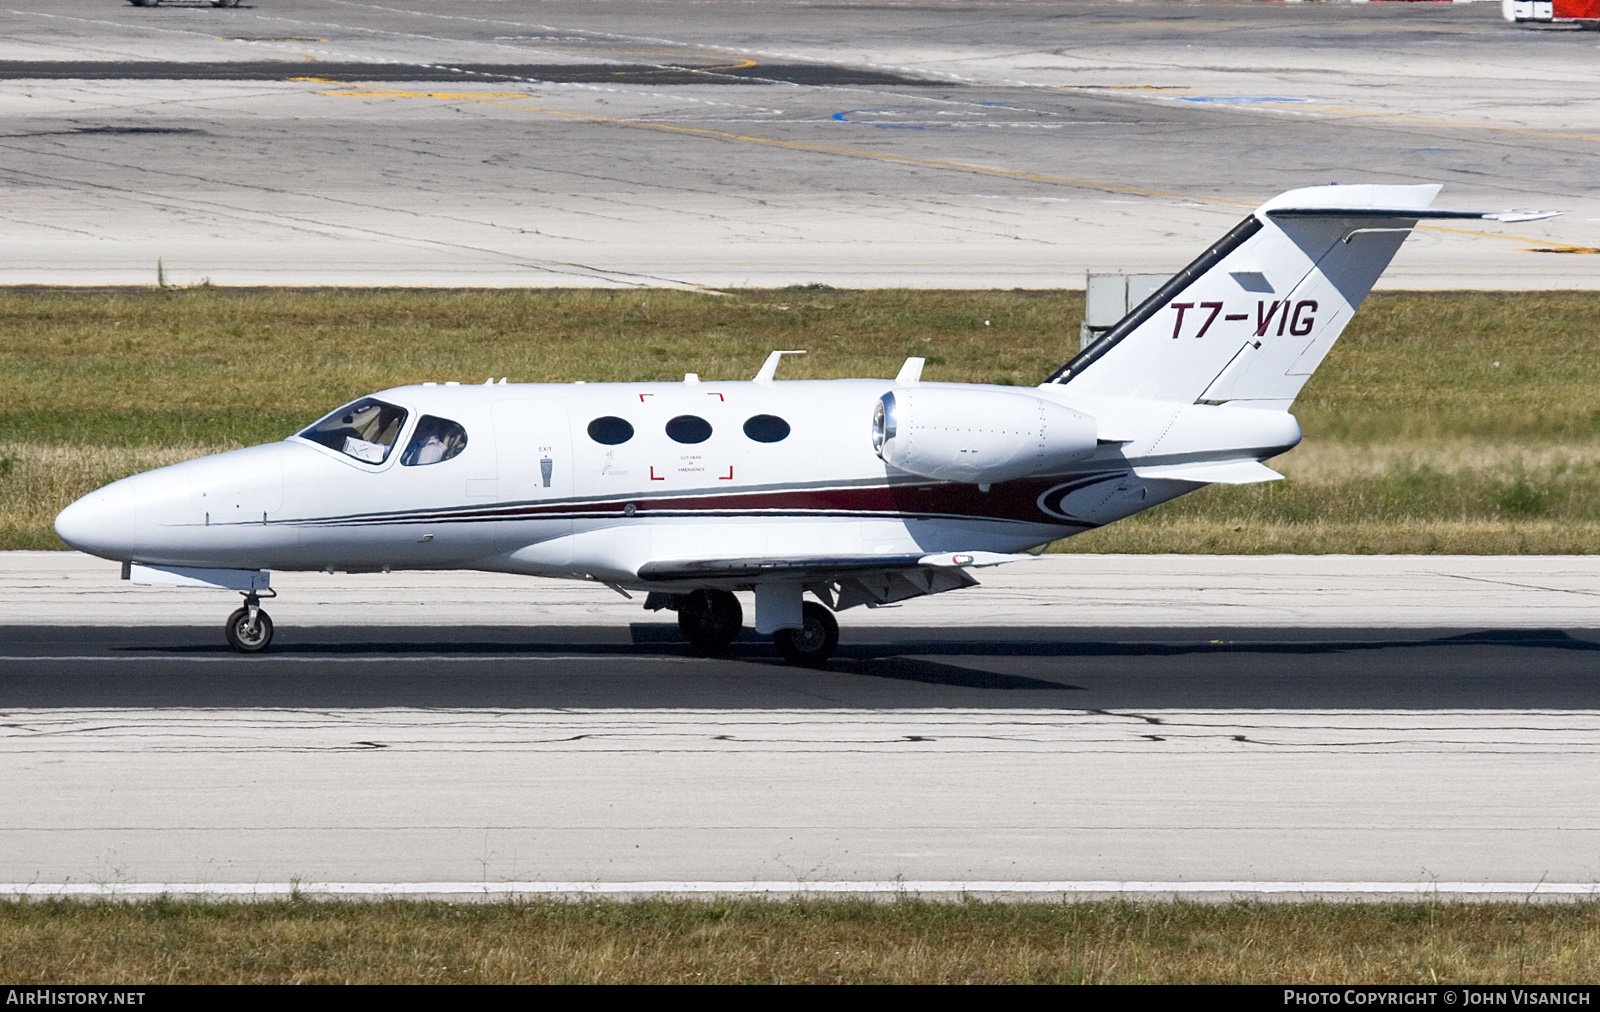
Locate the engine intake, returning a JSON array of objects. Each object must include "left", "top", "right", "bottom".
[{"left": 871, "top": 387, "right": 1098, "bottom": 485}]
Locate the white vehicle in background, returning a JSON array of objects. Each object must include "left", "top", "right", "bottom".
[
  {"left": 54, "top": 185, "right": 1553, "bottom": 663},
  {"left": 1503, "top": 0, "right": 1600, "bottom": 25}
]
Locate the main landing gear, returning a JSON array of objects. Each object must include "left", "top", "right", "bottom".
[
  {"left": 773, "top": 602, "right": 839, "bottom": 666},
  {"left": 224, "top": 592, "right": 274, "bottom": 653},
  {"left": 677, "top": 589, "right": 743, "bottom": 651},
  {"left": 672, "top": 589, "right": 840, "bottom": 664}
]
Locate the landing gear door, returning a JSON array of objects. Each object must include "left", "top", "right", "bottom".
[{"left": 493, "top": 401, "right": 574, "bottom": 503}]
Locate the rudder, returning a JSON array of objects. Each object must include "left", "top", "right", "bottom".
[{"left": 1047, "top": 184, "right": 1536, "bottom": 410}]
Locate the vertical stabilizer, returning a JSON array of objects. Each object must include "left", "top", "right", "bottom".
[{"left": 1047, "top": 184, "right": 1507, "bottom": 410}]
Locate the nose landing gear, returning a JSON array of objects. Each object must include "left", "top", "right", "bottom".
[{"left": 225, "top": 591, "right": 275, "bottom": 653}]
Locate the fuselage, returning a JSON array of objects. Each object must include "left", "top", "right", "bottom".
[{"left": 53, "top": 377, "right": 1301, "bottom": 590}]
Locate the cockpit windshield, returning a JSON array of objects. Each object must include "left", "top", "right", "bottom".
[{"left": 297, "top": 397, "right": 409, "bottom": 464}]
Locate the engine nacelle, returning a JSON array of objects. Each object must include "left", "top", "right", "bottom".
[{"left": 871, "top": 387, "right": 1098, "bottom": 485}]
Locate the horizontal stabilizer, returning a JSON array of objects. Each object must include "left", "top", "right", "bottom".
[
  {"left": 1266, "top": 208, "right": 1558, "bottom": 222},
  {"left": 1134, "top": 459, "right": 1284, "bottom": 485}
]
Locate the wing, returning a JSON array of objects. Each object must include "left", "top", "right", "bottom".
[{"left": 637, "top": 551, "right": 1035, "bottom": 611}]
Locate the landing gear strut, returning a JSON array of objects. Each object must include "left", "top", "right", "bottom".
[
  {"left": 225, "top": 592, "right": 274, "bottom": 653},
  {"left": 773, "top": 601, "right": 839, "bottom": 665},
  {"left": 677, "top": 589, "right": 743, "bottom": 650}
]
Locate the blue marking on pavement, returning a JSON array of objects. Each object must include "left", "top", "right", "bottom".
[
  {"left": 833, "top": 107, "right": 926, "bottom": 129},
  {"left": 1179, "top": 96, "right": 1310, "bottom": 103}
]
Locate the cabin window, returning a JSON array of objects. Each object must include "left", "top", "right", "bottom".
[
  {"left": 400, "top": 415, "right": 468, "bottom": 466},
  {"left": 587, "top": 416, "right": 635, "bottom": 445},
  {"left": 743, "top": 414, "right": 790, "bottom": 443},
  {"left": 665, "top": 415, "right": 712, "bottom": 444},
  {"left": 298, "top": 397, "right": 408, "bottom": 464}
]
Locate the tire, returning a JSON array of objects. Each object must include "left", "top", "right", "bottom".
[
  {"left": 773, "top": 601, "right": 839, "bottom": 665},
  {"left": 225, "top": 606, "right": 274, "bottom": 653},
  {"left": 676, "top": 589, "right": 743, "bottom": 650}
]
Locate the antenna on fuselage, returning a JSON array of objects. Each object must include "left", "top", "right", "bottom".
[{"left": 753, "top": 350, "right": 806, "bottom": 384}]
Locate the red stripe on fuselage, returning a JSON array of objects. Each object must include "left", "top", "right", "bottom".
[{"left": 297, "top": 474, "right": 1110, "bottom": 528}]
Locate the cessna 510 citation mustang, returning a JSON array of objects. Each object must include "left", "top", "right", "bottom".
[{"left": 54, "top": 184, "right": 1553, "bottom": 662}]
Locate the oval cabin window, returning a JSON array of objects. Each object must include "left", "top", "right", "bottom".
[
  {"left": 742, "top": 414, "right": 790, "bottom": 443},
  {"left": 665, "top": 415, "right": 713, "bottom": 444},
  {"left": 400, "top": 415, "right": 468, "bottom": 466},
  {"left": 587, "top": 416, "right": 635, "bottom": 445}
]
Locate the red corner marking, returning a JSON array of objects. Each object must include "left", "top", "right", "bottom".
[
  {"left": 649, "top": 466, "right": 665, "bottom": 481},
  {"left": 639, "top": 393, "right": 654, "bottom": 402},
  {"left": 707, "top": 392, "right": 725, "bottom": 401},
  {"left": 719, "top": 466, "right": 734, "bottom": 480}
]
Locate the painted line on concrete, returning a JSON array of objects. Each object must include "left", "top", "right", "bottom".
[
  {"left": 5, "top": 881, "right": 1597, "bottom": 899},
  {"left": 0, "top": 655, "right": 697, "bottom": 663}
]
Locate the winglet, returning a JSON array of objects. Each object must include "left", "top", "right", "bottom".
[
  {"left": 895, "top": 357, "right": 926, "bottom": 384},
  {"left": 753, "top": 350, "right": 806, "bottom": 383}
]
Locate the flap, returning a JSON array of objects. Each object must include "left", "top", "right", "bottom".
[{"left": 637, "top": 551, "right": 1034, "bottom": 582}]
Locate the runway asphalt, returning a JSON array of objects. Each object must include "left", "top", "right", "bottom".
[
  {"left": 8, "top": 621, "right": 1600, "bottom": 710},
  {"left": 3, "top": 552, "right": 1600, "bottom": 894},
  {"left": 0, "top": 0, "right": 1590, "bottom": 288}
]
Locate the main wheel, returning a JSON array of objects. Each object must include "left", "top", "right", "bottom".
[
  {"left": 676, "top": 589, "right": 743, "bottom": 650},
  {"left": 773, "top": 601, "right": 839, "bottom": 665},
  {"left": 225, "top": 606, "right": 274, "bottom": 653}
]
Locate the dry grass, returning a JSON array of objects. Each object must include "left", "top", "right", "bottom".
[
  {"left": 2, "top": 898, "right": 1598, "bottom": 984},
  {"left": 1056, "top": 519, "right": 1600, "bottom": 555},
  {"left": 0, "top": 442, "right": 231, "bottom": 550},
  {"left": 0, "top": 286, "right": 1076, "bottom": 426},
  {"left": 6, "top": 287, "right": 1600, "bottom": 552},
  {"left": 1055, "top": 442, "right": 1600, "bottom": 554}
]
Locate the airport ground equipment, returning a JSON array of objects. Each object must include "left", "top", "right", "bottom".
[{"left": 1503, "top": 0, "right": 1600, "bottom": 24}]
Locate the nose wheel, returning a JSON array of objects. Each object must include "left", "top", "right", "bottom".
[
  {"left": 225, "top": 593, "right": 274, "bottom": 653},
  {"left": 773, "top": 601, "right": 839, "bottom": 665}
]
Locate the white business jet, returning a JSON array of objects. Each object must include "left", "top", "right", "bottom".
[{"left": 54, "top": 184, "right": 1552, "bottom": 661}]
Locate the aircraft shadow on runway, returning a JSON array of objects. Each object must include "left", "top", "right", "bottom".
[{"left": 3, "top": 626, "right": 1598, "bottom": 709}]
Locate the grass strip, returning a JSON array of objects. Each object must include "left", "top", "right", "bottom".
[
  {"left": 4, "top": 286, "right": 1599, "bottom": 552},
  {"left": 2, "top": 897, "right": 1598, "bottom": 984}
]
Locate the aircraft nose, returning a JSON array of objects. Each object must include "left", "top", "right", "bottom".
[{"left": 54, "top": 484, "right": 138, "bottom": 560}]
